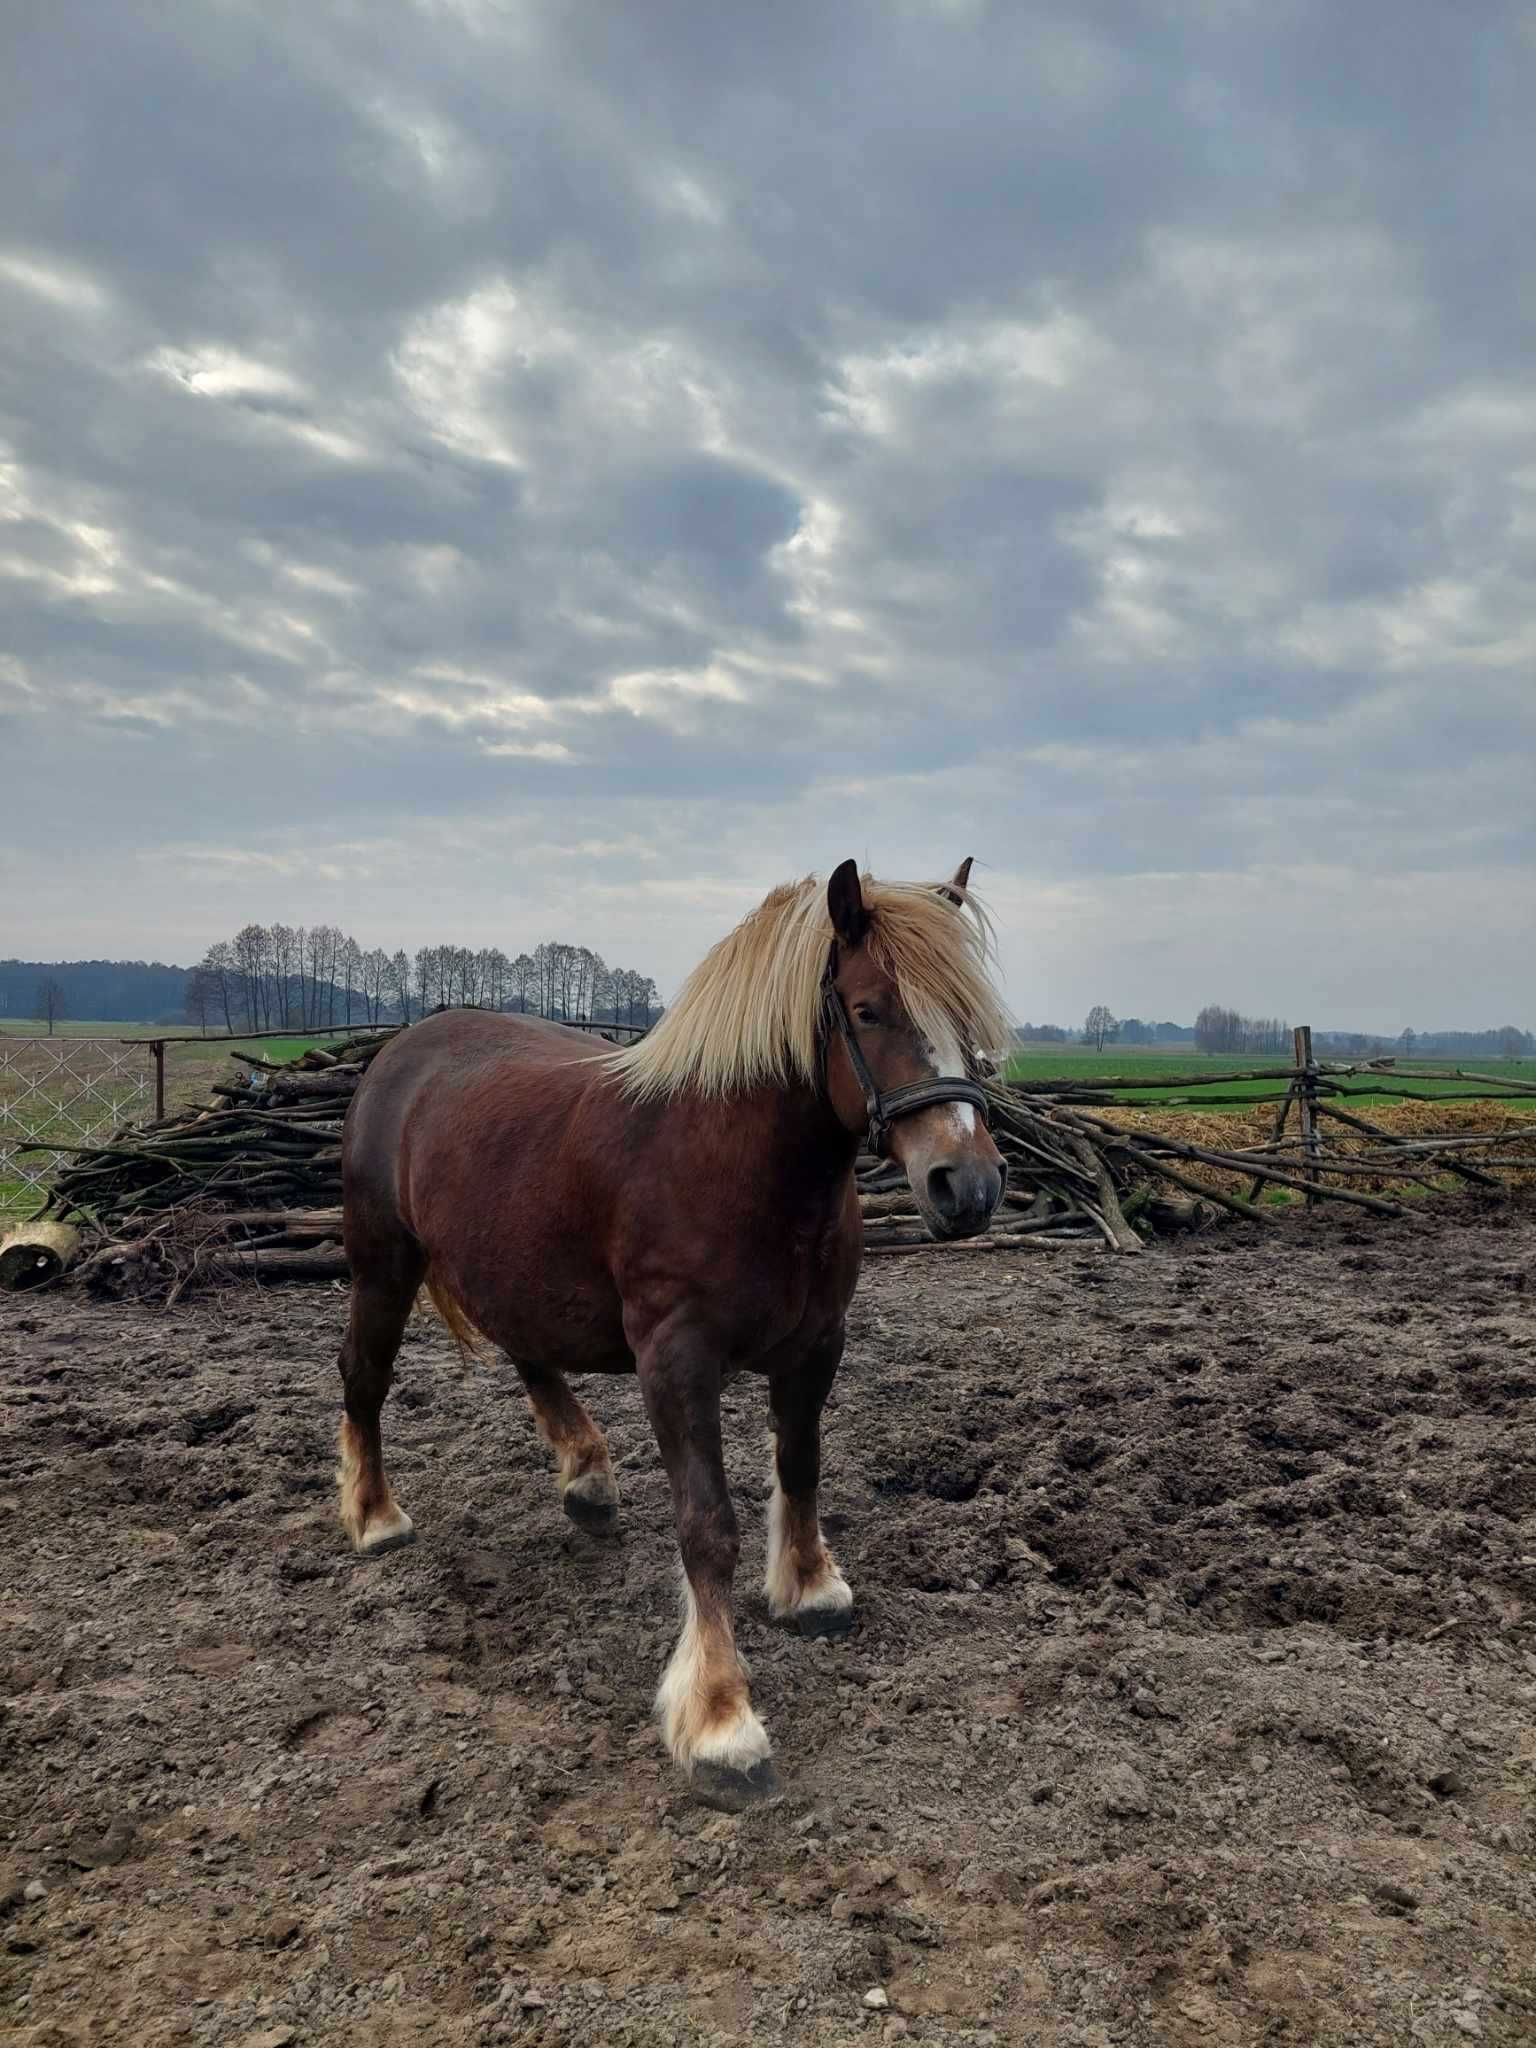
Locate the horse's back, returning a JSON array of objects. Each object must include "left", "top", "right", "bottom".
[
  {"left": 378, "top": 1006, "right": 608, "bottom": 1073},
  {"left": 344, "top": 1010, "right": 608, "bottom": 1225}
]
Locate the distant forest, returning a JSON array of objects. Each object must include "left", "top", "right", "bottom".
[{"left": 0, "top": 958, "right": 187, "bottom": 1023}]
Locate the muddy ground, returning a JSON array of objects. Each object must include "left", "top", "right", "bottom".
[{"left": 2, "top": 1199, "right": 1534, "bottom": 2047}]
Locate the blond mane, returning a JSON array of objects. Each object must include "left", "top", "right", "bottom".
[{"left": 612, "top": 870, "right": 1012, "bottom": 1103}]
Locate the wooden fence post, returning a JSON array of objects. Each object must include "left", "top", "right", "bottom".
[
  {"left": 151, "top": 1041, "right": 165, "bottom": 1121},
  {"left": 1293, "top": 1024, "right": 1320, "bottom": 1206}
]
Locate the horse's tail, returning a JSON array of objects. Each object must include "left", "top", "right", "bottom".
[{"left": 421, "top": 1271, "right": 489, "bottom": 1364}]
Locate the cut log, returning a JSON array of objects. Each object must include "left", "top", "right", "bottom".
[
  {"left": 264, "top": 1071, "right": 365, "bottom": 1100},
  {"left": 0, "top": 1220, "right": 82, "bottom": 1291},
  {"left": 205, "top": 1248, "right": 351, "bottom": 1282}
]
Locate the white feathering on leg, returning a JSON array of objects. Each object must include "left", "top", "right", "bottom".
[
  {"left": 764, "top": 1477, "right": 799, "bottom": 1618},
  {"left": 654, "top": 1575, "right": 771, "bottom": 1770},
  {"left": 764, "top": 1472, "right": 853, "bottom": 1619},
  {"left": 336, "top": 1419, "right": 414, "bottom": 1553}
]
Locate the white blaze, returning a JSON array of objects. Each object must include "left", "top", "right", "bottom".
[{"left": 925, "top": 1020, "right": 977, "bottom": 1136}]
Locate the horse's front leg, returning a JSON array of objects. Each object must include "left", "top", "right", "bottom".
[
  {"left": 637, "top": 1330, "right": 776, "bottom": 1808},
  {"left": 765, "top": 1327, "right": 854, "bottom": 1636}
]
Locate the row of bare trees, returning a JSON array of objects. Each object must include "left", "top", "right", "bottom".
[
  {"left": 1194, "top": 1005, "right": 1292, "bottom": 1055},
  {"left": 184, "top": 926, "right": 660, "bottom": 1035}
]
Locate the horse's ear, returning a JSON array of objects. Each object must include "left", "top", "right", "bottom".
[
  {"left": 827, "top": 859, "right": 870, "bottom": 949},
  {"left": 937, "top": 856, "right": 973, "bottom": 907}
]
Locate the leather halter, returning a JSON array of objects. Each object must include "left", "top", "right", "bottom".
[{"left": 820, "top": 946, "right": 991, "bottom": 1157}]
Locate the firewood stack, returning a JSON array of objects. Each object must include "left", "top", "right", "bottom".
[{"left": 41, "top": 1031, "right": 394, "bottom": 1234}]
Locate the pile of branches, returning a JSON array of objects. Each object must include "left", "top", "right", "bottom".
[
  {"left": 74, "top": 1205, "right": 349, "bottom": 1302},
  {"left": 41, "top": 1032, "right": 395, "bottom": 1235},
  {"left": 857, "top": 1062, "right": 1536, "bottom": 1256}
]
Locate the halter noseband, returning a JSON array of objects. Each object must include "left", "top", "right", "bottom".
[{"left": 820, "top": 946, "right": 991, "bottom": 1157}]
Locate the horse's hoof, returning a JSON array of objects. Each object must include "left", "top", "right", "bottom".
[
  {"left": 797, "top": 1602, "right": 854, "bottom": 1639},
  {"left": 358, "top": 1512, "right": 416, "bottom": 1556},
  {"left": 691, "top": 1758, "right": 780, "bottom": 1812},
  {"left": 562, "top": 1482, "right": 620, "bottom": 1537}
]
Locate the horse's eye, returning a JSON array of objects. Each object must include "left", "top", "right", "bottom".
[{"left": 853, "top": 1005, "right": 880, "bottom": 1028}]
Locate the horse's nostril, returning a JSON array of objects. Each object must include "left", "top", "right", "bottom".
[{"left": 923, "top": 1160, "right": 1003, "bottom": 1236}]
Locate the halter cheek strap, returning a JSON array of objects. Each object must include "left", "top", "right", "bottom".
[{"left": 820, "top": 948, "right": 991, "bottom": 1157}]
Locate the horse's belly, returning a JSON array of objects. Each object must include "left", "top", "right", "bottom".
[{"left": 454, "top": 1234, "right": 633, "bottom": 1373}]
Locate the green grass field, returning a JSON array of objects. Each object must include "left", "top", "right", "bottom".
[
  {"left": 221, "top": 1035, "right": 332, "bottom": 1062},
  {"left": 1003, "top": 1045, "right": 1536, "bottom": 1108},
  {"left": 0, "top": 1016, "right": 208, "bottom": 1038}
]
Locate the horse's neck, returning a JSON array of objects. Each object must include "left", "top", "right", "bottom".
[{"left": 735, "top": 1081, "right": 859, "bottom": 1195}]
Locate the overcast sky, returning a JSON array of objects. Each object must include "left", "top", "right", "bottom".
[{"left": 2, "top": 1, "right": 1532, "bottom": 1031}]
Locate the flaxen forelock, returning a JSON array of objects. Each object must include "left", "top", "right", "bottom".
[{"left": 611, "top": 871, "right": 1012, "bottom": 1103}]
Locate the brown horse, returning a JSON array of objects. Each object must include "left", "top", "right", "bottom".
[{"left": 335, "top": 859, "right": 1010, "bottom": 1805}]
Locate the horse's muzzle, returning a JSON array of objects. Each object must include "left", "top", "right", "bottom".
[{"left": 919, "top": 1157, "right": 1005, "bottom": 1241}]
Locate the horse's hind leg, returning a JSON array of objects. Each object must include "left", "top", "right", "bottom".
[
  {"left": 517, "top": 1363, "right": 620, "bottom": 1535},
  {"left": 336, "top": 1258, "right": 422, "bottom": 1555},
  {"left": 765, "top": 1328, "right": 854, "bottom": 1636}
]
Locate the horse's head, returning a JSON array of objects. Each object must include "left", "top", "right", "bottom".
[{"left": 824, "top": 858, "right": 1007, "bottom": 1241}]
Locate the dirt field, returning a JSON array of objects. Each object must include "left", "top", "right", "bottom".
[{"left": 3, "top": 1201, "right": 1534, "bottom": 2046}]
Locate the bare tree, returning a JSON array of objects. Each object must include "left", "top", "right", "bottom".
[
  {"left": 1497, "top": 1025, "right": 1525, "bottom": 1060},
  {"left": 341, "top": 936, "right": 362, "bottom": 1027},
  {"left": 232, "top": 924, "right": 270, "bottom": 1030},
  {"left": 270, "top": 923, "right": 298, "bottom": 1028},
  {"left": 483, "top": 947, "right": 509, "bottom": 1011},
  {"left": 35, "top": 977, "right": 67, "bottom": 1036},
  {"left": 532, "top": 941, "right": 556, "bottom": 1017},
  {"left": 591, "top": 960, "right": 614, "bottom": 1022},
  {"left": 361, "top": 947, "right": 390, "bottom": 1026},
  {"left": 317, "top": 925, "right": 339, "bottom": 1025},
  {"left": 613, "top": 970, "right": 659, "bottom": 1028},
  {"left": 183, "top": 964, "right": 216, "bottom": 1035},
  {"left": 454, "top": 946, "right": 478, "bottom": 1006},
  {"left": 389, "top": 949, "right": 414, "bottom": 1024},
  {"left": 1084, "top": 1004, "right": 1117, "bottom": 1053},
  {"left": 195, "top": 942, "right": 237, "bottom": 1031},
  {"left": 509, "top": 952, "right": 537, "bottom": 1014}
]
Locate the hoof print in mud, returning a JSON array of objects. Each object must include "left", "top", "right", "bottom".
[
  {"left": 691, "top": 1758, "right": 780, "bottom": 1812},
  {"left": 797, "top": 1602, "right": 855, "bottom": 1639}
]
